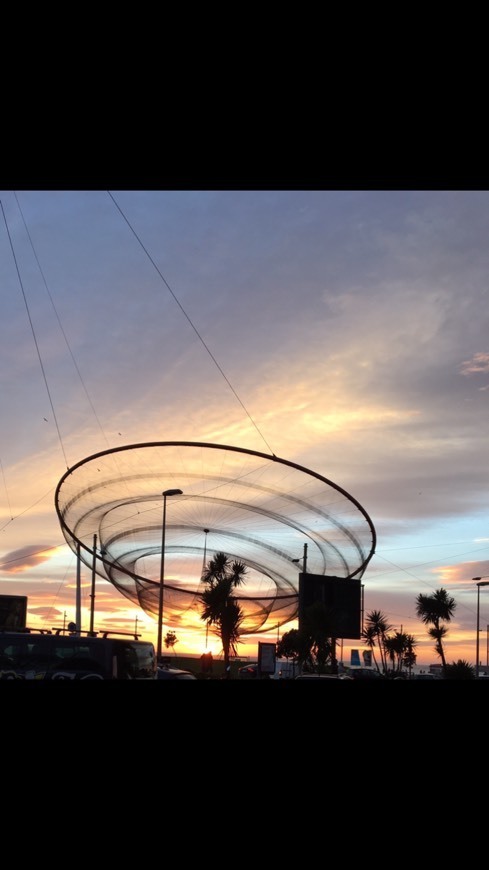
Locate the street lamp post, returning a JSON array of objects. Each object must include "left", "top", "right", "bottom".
[
  {"left": 473, "top": 577, "right": 489, "bottom": 679},
  {"left": 292, "top": 543, "right": 308, "bottom": 572},
  {"left": 157, "top": 488, "right": 183, "bottom": 662}
]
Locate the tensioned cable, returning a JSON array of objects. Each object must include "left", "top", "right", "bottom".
[
  {"left": 368, "top": 549, "right": 489, "bottom": 624},
  {"left": 0, "top": 486, "right": 57, "bottom": 533},
  {"left": 0, "top": 457, "right": 12, "bottom": 521},
  {"left": 14, "top": 192, "right": 112, "bottom": 453},
  {"left": 0, "top": 200, "right": 69, "bottom": 470},
  {"left": 2, "top": 195, "right": 134, "bottom": 544},
  {"left": 107, "top": 191, "right": 276, "bottom": 457}
]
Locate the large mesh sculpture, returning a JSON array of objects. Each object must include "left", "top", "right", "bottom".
[{"left": 54, "top": 442, "right": 376, "bottom": 637}]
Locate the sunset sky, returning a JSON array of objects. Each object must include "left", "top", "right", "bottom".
[{"left": 1, "top": 187, "right": 488, "bottom": 669}]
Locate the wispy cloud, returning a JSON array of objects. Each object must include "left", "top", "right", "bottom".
[
  {"left": 460, "top": 351, "right": 489, "bottom": 375},
  {"left": 0, "top": 545, "right": 60, "bottom": 573},
  {"left": 2, "top": 189, "right": 489, "bottom": 665}
]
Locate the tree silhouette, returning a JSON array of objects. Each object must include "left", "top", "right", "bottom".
[
  {"left": 301, "top": 601, "right": 336, "bottom": 673},
  {"left": 444, "top": 659, "right": 475, "bottom": 679},
  {"left": 200, "top": 552, "right": 246, "bottom": 679},
  {"left": 164, "top": 630, "right": 178, "bottom": 656},
  {"left": 276, "top": 603, "right": 337, "bottom": 674},
  {"left": 384, "top": 631, "right": 418, "bottom": 675},
  {"left": 276, "top": 629, "right": 312, "bottom": 673},
  {"left": 402, "top": 633, "right": 418, "bottom": 676},
  {"left": 415, "top": 588, "right": 456, "bottom": 676},
  {"left": 362, "top": 610, "right": 393, "bottom": 674}
]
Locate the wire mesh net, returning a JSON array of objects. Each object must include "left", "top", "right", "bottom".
[{"left": 55, "top": 442, "right": 376, "bottom": 636}]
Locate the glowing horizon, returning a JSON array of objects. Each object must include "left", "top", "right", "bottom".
[{"left": 2, "top": 189, "right": 489, "bottom": 671}]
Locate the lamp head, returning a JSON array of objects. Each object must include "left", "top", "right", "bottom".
[
  {"left": 162, "top": 488, "right": 183, "bottom": 497},
  {"left": 474, "top": 577, "right": 489, "bottom": 586}
]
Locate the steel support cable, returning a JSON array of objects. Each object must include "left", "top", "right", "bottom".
[
  {"left": 0, "top": 199, "right": 69, "bottom": 470},
  {"left": 107, "top": 191, "right": 276, "bottom": 457},
  {"left": 13, "top": 192, "right": 112, "bottom": 453}
]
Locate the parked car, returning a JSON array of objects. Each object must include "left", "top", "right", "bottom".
[
  {"left": 345, "top": 667, "right": 385, "bottom": 680},
  {"left": 157, "top": 666, "right": 197, "bottom": 680},
  {"left": 238, "top": 663, "right": 259, "bottom": 679},
  {"left": 295, "top": 673, "right": 353, "bottom": 680}
]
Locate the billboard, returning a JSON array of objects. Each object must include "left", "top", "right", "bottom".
[
  {"left": 258, "top": 641, "right": 276, "bottom": 675},
  {"left": 363, "top": 650, "right": 372, "bottom": 667},
  {"left": 0, "top": 595, "right": 28, "bottom": 631},
  {"left": 351, "top": 649, "right": 361, "bottom": 666},
  {"left": 298, "top": 574, "right": 361, "bottom": 639}
]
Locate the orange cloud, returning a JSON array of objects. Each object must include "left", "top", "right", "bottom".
[
  {"left": 29, "top": 606, "right": 64, "bottom": 619},
  {"left": 0, "top": 545, "right": 60, "bottom": 574}
]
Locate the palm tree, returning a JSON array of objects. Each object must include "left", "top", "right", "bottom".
[
  {"left": 384, "top": 632, "right": 407, "bottom": 674},
  {"left": 415, "top": 587, "right": 456, "bottom": 675},
  {"left": 383, "top": 631, "right": 418, "bottom": 676},
  {"left": 164, "top": 630, "right": 178, "bottom": 656},
  {"left": 276, "top": 604, "right": 338, "bottom": 674},
  {"left": 362, "top": 610, "right": 393, "bottom": 674},
  {"left": 301, "top": 601, "right": 335, "bottom": 673},
  {"left": 200, "top": 552, "right": 247, "bottom": 678},
  {"left": 445, "top": 659, "right": 475, "bottom": 680},
  {"left": 362, "top": 623, "right": 381, "bottom": 672},
  {"left": 402, "top": 633, "right": 418, "bottom": 677}
]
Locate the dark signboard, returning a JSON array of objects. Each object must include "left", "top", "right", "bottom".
[
  {"left": 258, "top": 641, "right": 276, "bottom": 675},
  {"left": 298, "top": 574, "right": 361, "bottom": 639},
  {"left": 0, "top": 595, "right": 28, "bottom": 631}
]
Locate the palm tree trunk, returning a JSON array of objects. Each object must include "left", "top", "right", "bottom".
[{"left": 223, "top": 637, "right": 231, "bottom": 678}]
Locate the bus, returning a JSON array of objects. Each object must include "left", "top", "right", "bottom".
[{"left": 0, "top": 629, "right": 157, "bottom": 680}]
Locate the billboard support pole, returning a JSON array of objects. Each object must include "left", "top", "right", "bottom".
[
  {"left": 89, "top": 534, "right": 97, "bottom": 636},
  {"left": 76, "top": 542, "right": 82, "bottom": 634}
]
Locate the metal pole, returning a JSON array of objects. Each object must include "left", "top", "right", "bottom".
[
  {"left": 473, "top": 579, "right": 489, "bottom": 678},
  {"left": 89, "top": 534, "right": 97, "bottom": 636},
  {"left": 157, "top": 489, "right": 182, "bottom": 662},
  {"left": 157, "top": 496, "right": 167, "bottom": 662},
  {"left": 76, "top": 542, "right": 82, "bottom": 633},
  {"left": 302, "top": 543, "right": 308, "bottom": 573},
  {"left": 472, "top": 574, "right": 489, "bottom": 679},
  {"left": 476, "top": 583, "right": 481, "bottom": 680}
]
